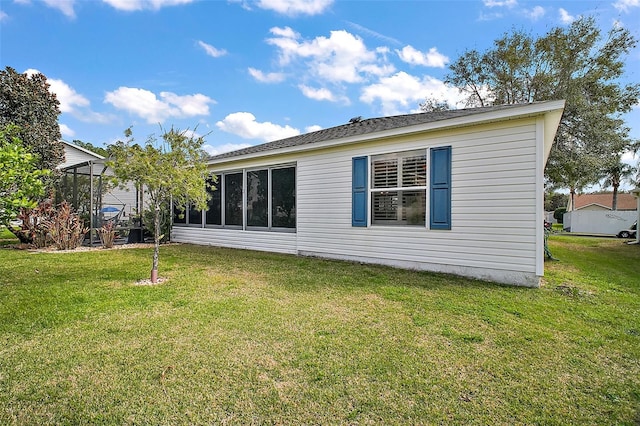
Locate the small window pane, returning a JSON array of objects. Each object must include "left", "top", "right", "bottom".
[
  {"left": 372, "top": 190, "right": 425, "bottom": 225},
  {"left": 372, "top": 191, "right": 398, "bottom": 222},
  {"left": 188, "top": 203, "right": 202, "bottom": 225},
  {"left": 225, "top": 172, "right": 243, "bottom": 226},
  {"left": 402, "top": 190, "right": 426, "bottom": 225},
  {"left": 173, "top": 204, "right": 186, "bottom": 224},
  {"left": 272, "top": 167, "right": 296, "bottom": 228},
  {"left": 402, "top": 155, "right": 427, "bottom": 187},
  {"left": 372, "top": 159, "right": 398, "bottom": 188},
  {"left": 247, "top": 169, "right": 268, "bottom": 227},
  {"left": 206, "top": 175, "right": 221, "bottom": 225}
]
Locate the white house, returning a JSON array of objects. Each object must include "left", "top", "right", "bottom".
[
  {"left": 171, "top": 101, "right": 565, "bottom": 287},
  {"left": 59, "top": 141, "right": 142, "bottom": 219}
]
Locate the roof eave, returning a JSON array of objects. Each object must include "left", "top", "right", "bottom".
[{"left": 208, "top": 100, "right": 566, "bottom": 167}]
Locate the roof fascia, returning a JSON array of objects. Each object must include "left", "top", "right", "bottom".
[{"left": 61, "top": 140, "right": 106, "bottom": 160}]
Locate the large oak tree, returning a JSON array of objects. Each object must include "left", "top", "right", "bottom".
[
  {"left": 437, "top": 17, "right": 639, "bottom": 202},
  {"left": 0, "top": 67, "right": 64, "bottom": 176}
]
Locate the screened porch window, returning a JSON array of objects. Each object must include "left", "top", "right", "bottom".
[
  {"left": 205, "top": 174, "right": 221, "bottom": 225},
  {"left": 371, "top": 150, "right": 426, "bottom": 226},
  {"left": 175, "top": 166, "right": 296, "bottom": 231},
  {"left": 224, "top": 172, "right": 243, "bottom": 227}
]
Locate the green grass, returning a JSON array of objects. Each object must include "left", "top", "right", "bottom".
[
  {"left": 1, "top": 237, "right": 639, "bottom": 424},
  {"left": 0, "top": 226, "right": 18, "bottom": 246}
]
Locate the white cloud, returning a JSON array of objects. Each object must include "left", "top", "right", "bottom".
[
  {"left": 397, "top": 45, "right": 449, "bottom": 68},
  {"left": 59, "top": 123, "right": 75, "bottom": 138},
  {"left": 24, "top": 69, "right": 112, "bottom": 123},
  {"left": 248, "top": 68, "right": 286, "bottom": 83},
  {"left": 298, "top": 85, "right": 337, "bottom": 102},
  {"left": 525, "top": 5, "right": 545, "bottom": 20},
  {"left": 559, "top": 8, "right": 575, "bottom": 24},
  {"left": 256, "top": 0, "right": 333, "bottom": 16},
  {"left": 483, "top": 0, "right": 517, "bottom": 7},
  {"left": 104, "top": 87, "right": 214, "bottom": 123},
  {"left": 43, "top": 0, "right": 76, "bottom": 18},
  {"left": 202, "top": 142, "right": 253, "bottom": 156},
  {"left": 46, "top": 78, "right": 90, "bottom": 113},
  {"left": 216, "top": 112, "right": 300, "bottom": 142},
  {"left": 613, "top": 0, "right": 640, "bottom": 12},
  {"left": 0, "top": 11, "right": 8, "bottom": 21},
  {"left": 305, "top": 124, "right": 322, "bottom": 133},
  {"left": 266, "top": 27, "right": 394, "bottom": 84},
  {"left": 360, "top": 72, "right": 465, "bottom": 116},
  {"left": 101, "top": 0, "right": 195, "bottom": 11},
  {"left": 197, "top": 40, "right": 227, "bottom": 58}
]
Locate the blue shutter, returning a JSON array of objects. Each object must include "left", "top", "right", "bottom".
[
  {"left": 352, "top": 156, "right": 368, "bottom": 227},
  {"left": 430, "top": 146, "right": 452, "bottom": 230}
]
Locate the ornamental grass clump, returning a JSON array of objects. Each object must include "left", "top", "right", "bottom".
[
  {"left": 16, "top": 200, "right": 87, "bottom": 250},
  {"left": 46, "top": 201, "right": 88, "bottom": 250},
  {"left": 97, "top": 221, "right": 117, "bottom": 249}
]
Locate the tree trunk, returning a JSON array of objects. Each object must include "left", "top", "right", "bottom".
[
  {"left": 570, "top": 187, "right": 575, "bottom": 211},
  {"left": 612, "top": 184, "right": 618, "bottom": 211},
  {"left": 151, "top": 202, "right": 160, "bottom": 283}
]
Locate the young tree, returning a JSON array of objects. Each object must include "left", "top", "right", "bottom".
[
  {"left": 0, "top": 124, "right": 49, "bottom": 230},
  {"left": 0, "top": 67, "right": 64, "bottom": 179},
  {"left": 443, "top": 17, "right": 640, "bottom": 193},
  {"left": 108, "top": 128, "right": 211, "bottom": 283}
]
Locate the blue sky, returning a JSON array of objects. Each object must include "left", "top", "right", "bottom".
[{"left": 1, "top": 0, "right": 639, "bottom": 162}]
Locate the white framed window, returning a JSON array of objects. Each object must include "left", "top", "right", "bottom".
[{"left": 370, "top": 149, "right": 427, "bottom": 226}]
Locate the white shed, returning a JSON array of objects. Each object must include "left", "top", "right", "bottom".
[{"left": 172, "top": 101, "right": 565, "bottom": 287}]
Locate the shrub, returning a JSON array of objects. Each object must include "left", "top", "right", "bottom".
[
  {"left": 97, "top": 221, "right": 117, "bottom": 249},
  {"left": 554, "top": 207, "right": 567, "bottom": 224},
  {"left": 16, "top": 200, "right": 56, "bottom": 247},
  {"left": 46, "top": 202, "right": 88, "bottom": 250},
  {"left": 15, "top": 200, "right": 87, "bottom": 249}
]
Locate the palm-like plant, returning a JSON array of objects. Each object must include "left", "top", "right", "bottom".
[{"left": 601, "top": 161, "right": 635, "bottom": 210}]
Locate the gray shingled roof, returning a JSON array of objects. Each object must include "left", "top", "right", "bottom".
[{"left": 208, "top": 103, "right": 537, "bottom": 162}]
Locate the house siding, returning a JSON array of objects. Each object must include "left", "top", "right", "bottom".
[
  {"left": 294, "top": 119, "right": 539, "bottom": 286},
  {"left": 171, "top": 226, "right": 297, "bottom": 254},
  {"left": 171, "top": 117, "right": 543, "bottom": 286},
  {"left": 59, "top": 144, "right": 101, "bottom": 169}
]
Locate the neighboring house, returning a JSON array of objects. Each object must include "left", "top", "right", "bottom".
[
  {"left": 172, "top": 101, "right": 565, "bottom": 287},
  {"left": 567, "top": 193, "right": 638, "bottom": 212},
  {"left": 59, "top": 140, "right": 143, "bottom": 221}
]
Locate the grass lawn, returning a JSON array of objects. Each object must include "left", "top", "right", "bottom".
[
  {"left": 0, "top": 236, "right": 638, "bottom": 424},
  {"left": 0, "top": 226, "right": 18, "bottom": 246}
]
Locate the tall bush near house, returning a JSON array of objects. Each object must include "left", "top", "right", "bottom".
[
  {"left": 17, "top": 200, "right": 56, "bottom": 248},
  {"left": 46, "top": 201, "right": 88, "bottom": 250},
  {"left": 16, "top": 201, "right": 87, "bottom": 249},
  {"left": 0, "top": 124, "right": 49, "bottom": 241},
  {"left": 554, "top": 207, "right": 567, "bottom": 224}
]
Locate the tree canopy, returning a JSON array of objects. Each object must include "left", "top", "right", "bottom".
[
  {"left": 0, "top": 124, "right": 49, "bottom": 228},
  {"left": 439, "top": 17, "right": 639, "bottom": 195},
  {"left": 0, "top": 67, "right": 64, "bottom": 175},
  {"left": 107, "top": 127, "right": 211, "bottom": 283}
]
